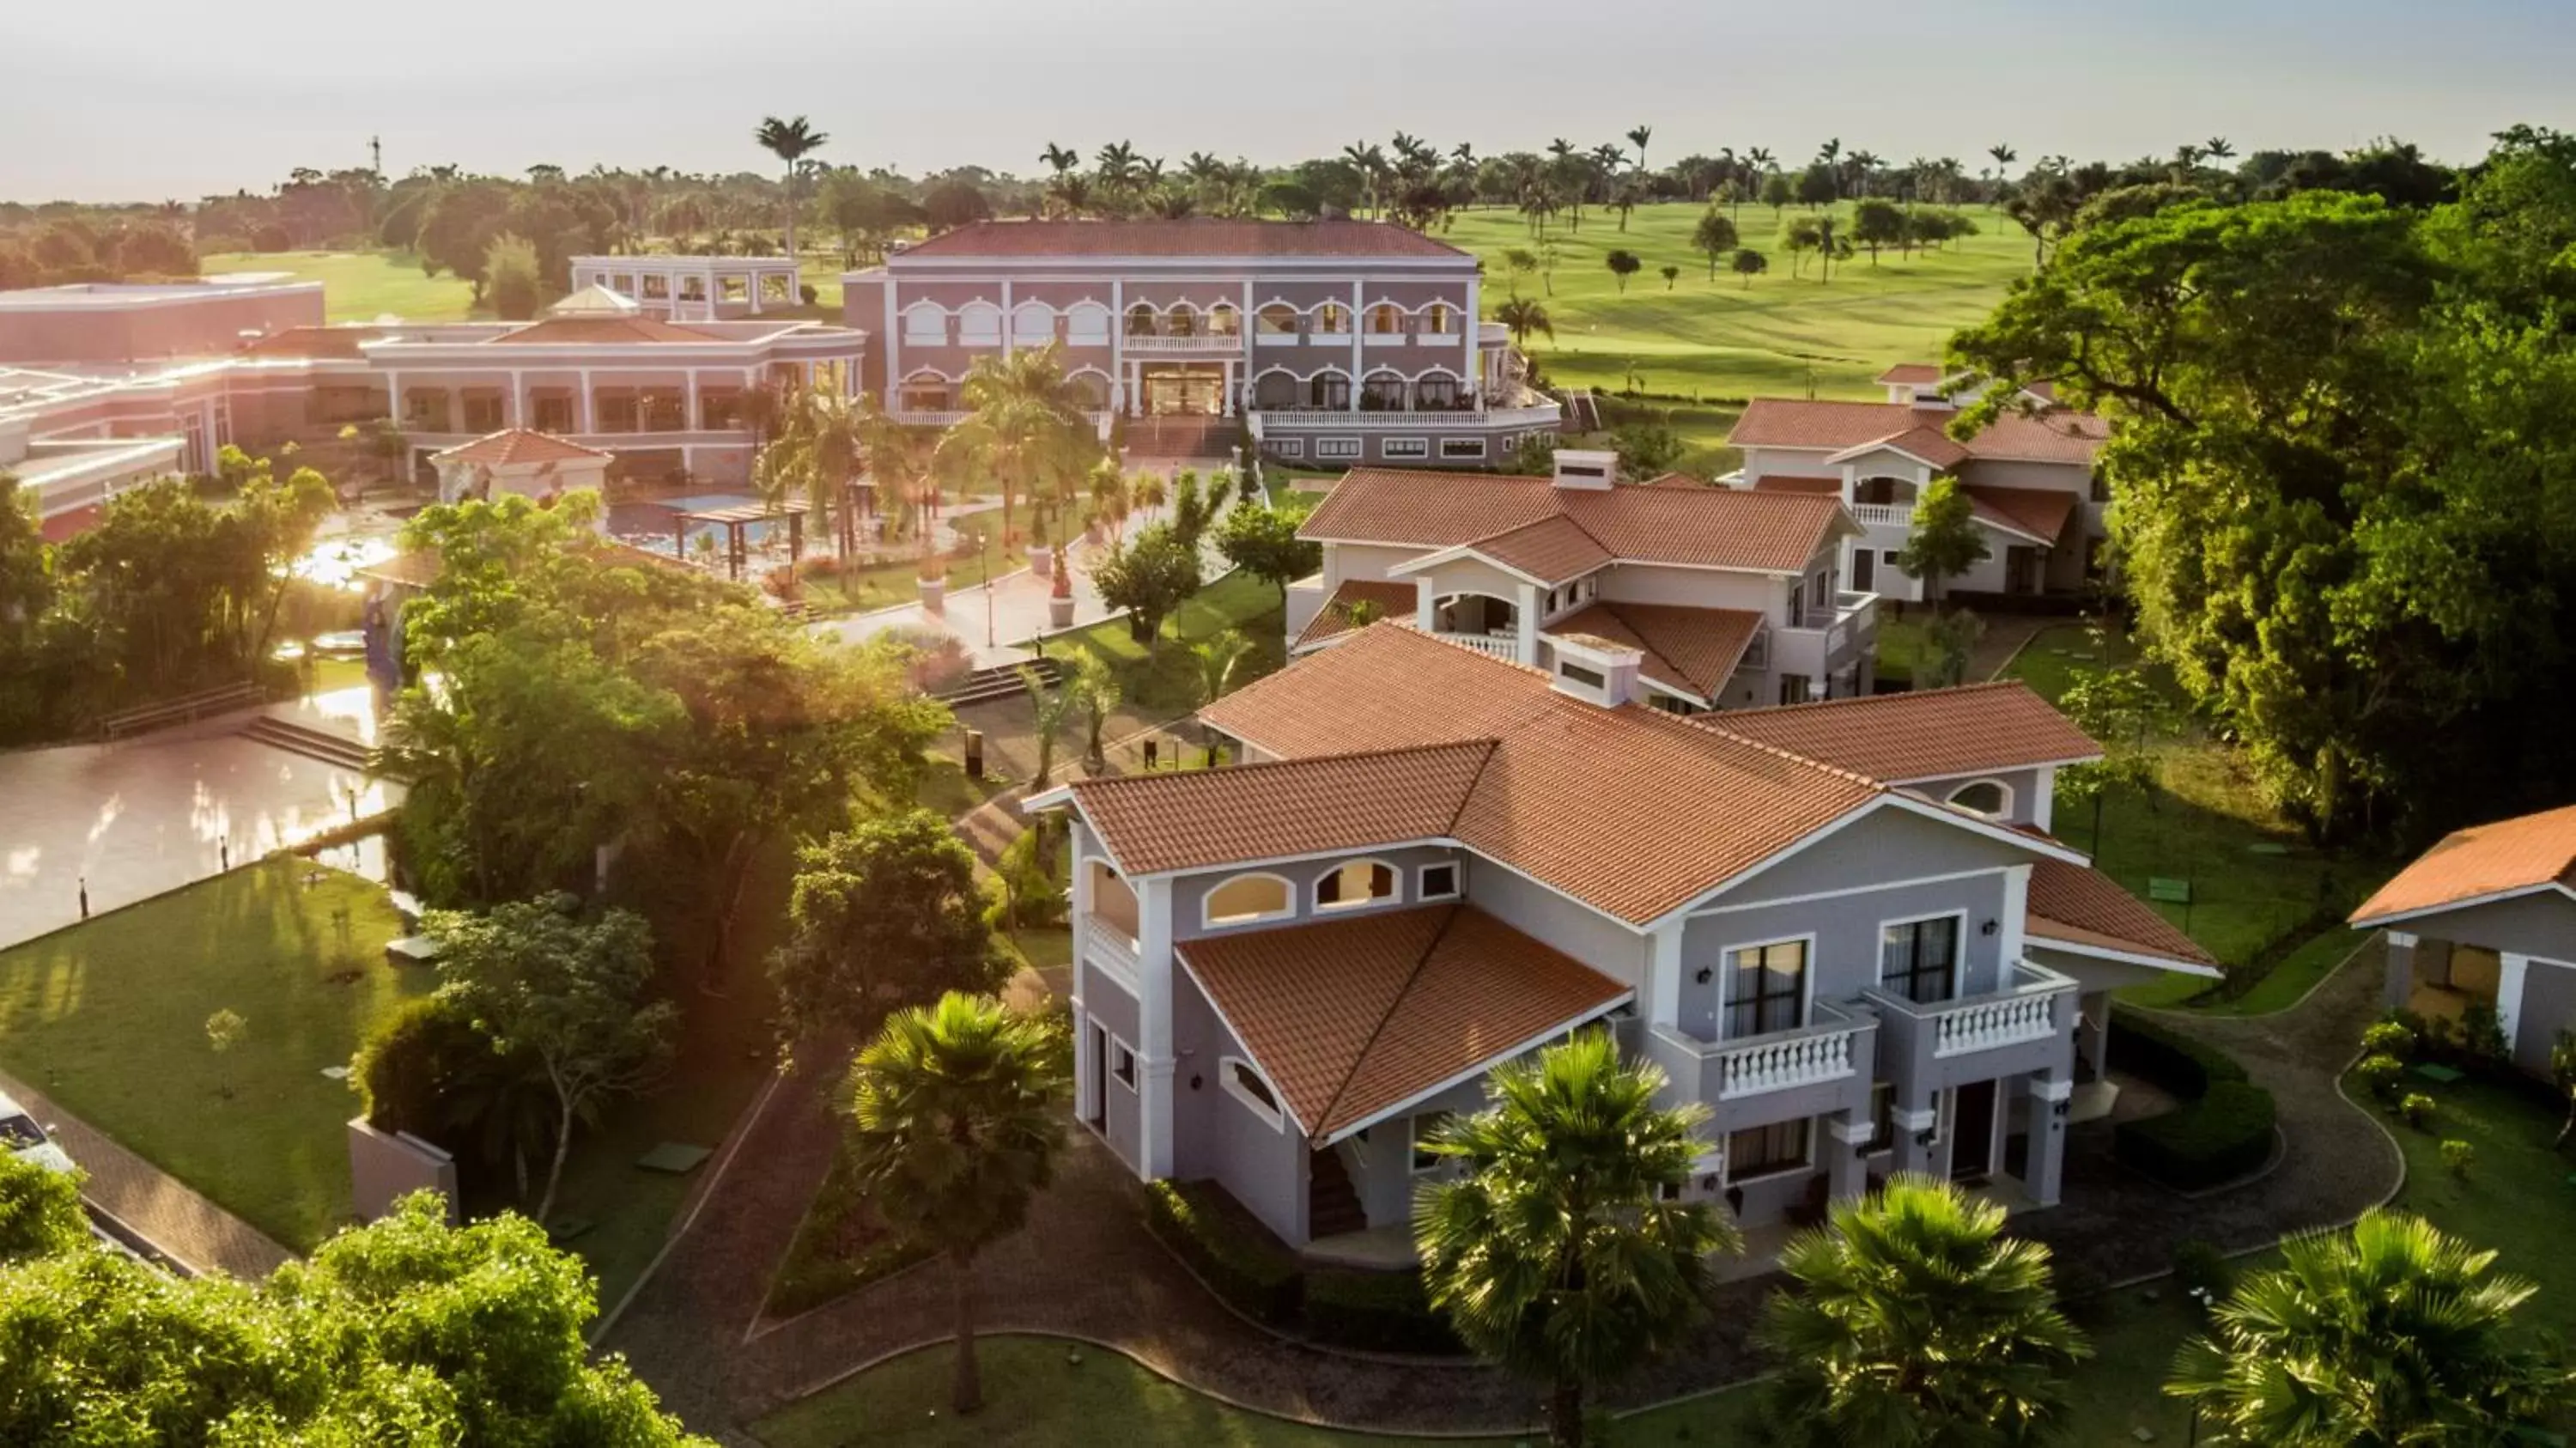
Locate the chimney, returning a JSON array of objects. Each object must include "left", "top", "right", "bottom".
[
  {"left": 1552, "top": 447, "right": 1618, "bottom": 490},
  {"left": 1547, "top": 632, "right": 1643, "bottom": 708}
]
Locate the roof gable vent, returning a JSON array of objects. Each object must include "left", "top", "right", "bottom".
[{"left": 1552, "top": 447, "right": 1618, "bottom": 491}]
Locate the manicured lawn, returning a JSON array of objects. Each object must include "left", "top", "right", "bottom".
[
  {"left": 1051, "top": 570, "right": 1285, "bottom": 716},
  {"left": 799, "top": 546, "right": 1005, "bottom": 618},
  {"left": 0, "top": 859, "right": 427, "bottom": 1250},
  {"left": 205, "top": 250, "right": 479, "bottom": 323},
  {"left": 2004, "top": 624, "right": 2391, "bottom": 996},
  {"left": 1448, "top": 201, "right": 2033, "bottom": 407},
  {"left": 2372, "top": 1070, "right": 2576, "bottom": 1342}
]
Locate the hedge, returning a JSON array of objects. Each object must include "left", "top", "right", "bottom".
[
  {"left": 1303, "top": 1268, "right": 1461, "bottom": 1355},
  {"left": 2106, "top": 1013, "right": 2275, "bottom": 1190},
  {"left": 1143, "top": 1181, "right": 1301, "bottom": 1325}
]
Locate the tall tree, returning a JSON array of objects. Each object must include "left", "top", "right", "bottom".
[
  {"left": 934, "top": 344, "right": 1097, "bottom": 545},
  {"left": 846, "top": 993, "right": 1066, "bottom": 1415},
  {"left": 1212, "top": 499, "right": 1321, "bottom": 605},
  {"left": 2169, "top": 1210, "right": 2572, "bottom": 1444},
  {"left": 768, "top": 809, "right": 1001, "bottom": 1040},
  {"left": 1625, "top": 124, "right": 1654, "bottom": 173},
  {"left": 1759, "top": 1174, "right": 2089, "bottom": 1446},
  {"left": 1893, "top": 476, "right": 1989, "bottom": 612},
  {"left": 755, "top": 383, "right": 868, "bottom": 559},
  {"left": 1692, "top": 210, "right": 1740, "bottom": 280},
  {"left": 1091, "top": 520, "right": 1200, "bottom": 648},
  {"left": 430, "top": 896, "right": 677, "bottom": 1224},
  {"left": 1730, "top": 246, "right": 1769, "bottom": 289},
  {"left": 1496, "top": 296, "right": 1553, "bottom": 349},
  {"left": 1415, "top": 1031, "right": 1738, "bottom": 1447},
  {"left": 754, "top": 114, "right": 829, "bottom": 264},
  {"left": 1604, "top": 248, "right": 1643, "bottom": 292}
]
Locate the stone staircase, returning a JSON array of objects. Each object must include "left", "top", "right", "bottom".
[
  {"left": 1126, "top": 415, "right": 1234, "bottom": 461},
  {"left": 1307, "top": 1147, "right": 1367, "bottom": 1238},
  {"left": 237, "top": 715, "right": 374, "bottom": 773}
]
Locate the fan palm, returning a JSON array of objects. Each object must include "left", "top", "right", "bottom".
[
  {"left": 1496, "top": 297, "right": 1552, "bottom": 349},
  {"left": 933, "top": 344, "right": 1097, "bottom": 546},
  {"left": 847, "top": 992, "right": 1066, "bottom": 1415},
  {"left": 1758, "top": 1173, "right": 2089, "bottom": 1447},
  {"left": 753, "top": 115, "right": 828, "bottom": 265},
  {"left": 2168, "top": 1210, "right": 2571, "bottom": 1445},
  {"left": 1414, "top": 1031, "right": 1736, "bottom": 1447}
]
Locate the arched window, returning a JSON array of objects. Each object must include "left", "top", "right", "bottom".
[
  {"left": 1166, "top": 302, "right": 1199, "bottom": 338},
  {"left": 898, "top": 371, "right": 951, "bottom": 412},
  {"left": 1366, "top": 302, "right": 1406, "bottom": 335},
  {"left": 1011, "top": 301, "right": 1055, "bottom": 345},
  {"left": 1204, "top": 872, "right": 1293, "bottom": 928},
  {"left": 1253, "top": 370, "right": 1299, "bottom": 410},
  {"left": 957, "top": 301, "right": 1001, "bottom": 345},
  {"left": 1315, "top": 860, "right": 1398, "bottom": 910},
  {"left": 1414, "top": 373, "right": 1461, "bottom": 411},
  {"left": 1206, "top": 302, "right": 1240, "bottom": 336},
  {"left": 1256, "top": 303, "right": 1299, "bottom": 336},
  {"left": 1313, "top": 301, "right": 1350, "bottom": 335},
  {"left": 1360, "top": 371, "right": 1407, "bottom": 411},
  {"left": 1307, "top": 371, "right": 1350, "bottom": 410},
  {"left": 1064, "top": 370, "right": 1110, "bottom": 410},
  {"left": 1066, "top": 301, "right": 1112, "bottom": 346},
  {"left": 1126, "top": 302, "right": 1158, "bottom": 336},
  {"left": 902, "top": 301, "right": 946, "bottom": 346},
  {"left": 1946, "top": 779, "right": 2013, "bottom": 818},
  {"left": 1222, "top": 1057, "right": 1286, "bottom": 1129},
  {"left": 1422, "top": 301, "right": 1455, "bottom": 336}
]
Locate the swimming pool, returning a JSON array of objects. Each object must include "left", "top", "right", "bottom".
[{"left": 607, "top": 494, "right": 783, "bottom": 559}]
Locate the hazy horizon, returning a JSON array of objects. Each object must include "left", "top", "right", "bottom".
[{"left": 8, "top": 0, "right": 2573, "bottom": 204}]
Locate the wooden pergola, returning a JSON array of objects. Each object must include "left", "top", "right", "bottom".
[{"left": 675, "top": 499, "right": 807, "bottom": 581}]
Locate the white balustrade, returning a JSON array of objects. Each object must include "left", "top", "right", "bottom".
[
  {"left": 1717, "top": 1025, "right": 1856, "bottom": 1099},
  {"left": 1433, "top": 631, "right": 1522, "bottom": 660},
  {"left": 1932, "top": 987, "right": 2059, "bottom": 1057},
  {"left": 1121, "top": 332, "right": 1245, "bottom": 353},
  {"left": 891, "top": 409, "right": 967, "bottom": 427},
  {"left": 1852, "top": 503, "right": 1912, "bottom": 526},
  {"left": 1083, "top": 917, "right": 1140, "bottom": 984}
]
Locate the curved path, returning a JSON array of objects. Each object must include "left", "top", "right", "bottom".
[{"left": 604, "top": 946, "right": 2404, "bottom": 1441}]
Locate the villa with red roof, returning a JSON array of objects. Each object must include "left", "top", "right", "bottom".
[
  {"left": 1723, "top": 365, "right": 2112, "bottom": 604},
  {"left": 1027, "top": 624, "right": 2215, "bottom": 1255},
  {"left": 1287, "top": 449, "right": 1875, "bottom": 709},
  {"left": 843, "top": 217, "right": 1558, "bottom": 465},
  {"left": 2354, "top": 803, "right": 2576, "bottom": 1078}
]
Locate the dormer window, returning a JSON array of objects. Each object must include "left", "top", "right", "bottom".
[
  {"left": 1315, "top": 860, "right": 1397, "bottom": 910},
  {"left": 1946, "top": 780, "right": 2013, "bottom": 818}
]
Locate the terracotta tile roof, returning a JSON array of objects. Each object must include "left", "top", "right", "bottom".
[
  {"left": 1961, "top": 484, "right": 2080, "bottom": 545},
  {"left": 484, "top": 315, "right": 718, "bottom": 346},
  {"left": 1832, "top": 424, "right": 1971, "bottom": 471},
  {"left": 1292, "top": 579, "right": 1418, "bottom": 651},
  {"left": 428, "top": 429, "right": 614, "bottom": 467},
  {"left": 240, "top": 325, "right": 379, "bottom": 360},
  {"left": 1727, "top": 397, "right": 2109, "bottom": 468},
  {"left": 1875, "top": 363, "right": 1949, "bottom": 386},
  {"left": 1752, "top": 475, "right": 1844, "bottom": 495},
  {"left": 1438, "top": 514, "right": 1614, "bottom": 584},
  {"left": 1711, "top": 679, "right": 2101, "bottom": 783},
  {"left": 1302, "top": 470, "right": 1850, "bottom": 575},
  {"left": 2351, "top": 803, "right": 2576, "bottom": 924},
  {"left": 894, "top": 218, "right": 1467, "bottom": 261},
  {"left": 1198, "top": 624, "right": 1883, "bottom": 923},
  {"left": 1547, "top": 601, "right": 1762, "bottom": 703},
  {"left": 1069, "top": 741, "right": 1493, "bottom": 876},
  {"left": 2027, "top": 860, "right": 2217, "bottom": 968},
  {"left": 1177, "top": 904, "right": 1628, "bottom": 1139}
]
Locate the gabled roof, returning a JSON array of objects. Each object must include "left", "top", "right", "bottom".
[
  {"left": 1390, "top": 514, "right": 1614, "bottom": 587},
  {"left": 1068, "top": 741, "right": 1493, "bottom": 876},
  {"left": 1727, "top": 396, "right": 2109, "bottom": 468},
  {"left": 2026, "top": 859, "right": 2219, "bottom": 971},
  {"left": 484, "top": 315, "right": 717, "bottom": 346},
  {"left": 1876, "top": 363, "right": 1953, "bottom": 386},
  {"left": 428, "top": 429, "right": 614, "bottom": 467},
  {"left": 1292, "top": 579, "right": 1418, "bottom": 652},
  {"left": 1177, "top": 904, "right": 1629, "bottom": 1141},
  {"left": 1545, "top": 601, "right": 1763, "bottom": 703},
  {"left": 1704, "top": 679, "right": 2101, "bottom": 784},
  {"left": 1961, "top": 484, "right": 2080, "bottom": 545},
  {"left": 894, "top": 218, "right": 1468, "bottom": 261},
  {"left": 240, "top": 325, "right": 380, "bottom": 360},
  {"left": 1827, "top": 425, "right": 1971, "bottom": 471},
  {"left": 1193, "top": 624, "right": 1886, "bottom": 923},
  {"left": 2351, "top": 803, "right": 2576, "bottom": 926},
  {"left": 1965, "top": 408, "right": 2109, "bottom": 465},
  {"left": 1303, "top": 470, "right": 1852, "bottom": 575}
]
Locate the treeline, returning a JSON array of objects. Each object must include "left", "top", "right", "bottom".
[{"left": 1952, "top": 124, "right": 2576, "bottom": 845}]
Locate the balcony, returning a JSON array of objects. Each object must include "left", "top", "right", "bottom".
[
  {"left": 1082, "top": 916, "right": 1140, "bottom": 992},
  {"left": 1253, "top": 401, "right": 1562, "bottom": 431},
  {"left": 1852, "top": 502, "right": 1911, "bottom": 527},
  {"left": 1645, "top": 1000, "right": 1876, "bottom": 1113},
  {"left": 1431, "top": 630, "right": 1521, "bottom": 660},
  {"left": 1770, "top": 592, "right": 1879, "bottom": 679},
  {"left": 1865, "top": 959, "right": 2077, "bottom": 1089},
  {"left": 1123, "top": 331, "right": 1245, "bottom": 356}
]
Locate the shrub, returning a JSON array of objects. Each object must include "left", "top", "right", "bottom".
[
  {"left": 2354, "top": 1053, "right": 2406, "bottom": 1102},
  {"left": 2360, "top": 1019, "right": 2416, "bottom": 1062},
  {"left": 799, "top": 283, "right": 818, "bottom": 306},
  {"left": 2422, "top": 1013, "right": 2459, "bottom": 1054},
  {"left": 1142, "top": 1181, "right": 1301, "bottom": 1326},
  {"left": 761, "top": 563, "right": 803, "bottom": 601},
  {"left": 794, "top": 554, "right": 843, "bottom": 581},
  {"left": 2441, "top": 1138, "right": 2476, "bottom": 1177},
  {"left": 2459, "top": 1002, "right": 2510, "bottom": 1063},
  {"left": 2107, "top": 1013, "right": 2248, "bottom": 1097},
  {"left": 351, "top": 995, "right": 489, "bottom": 1138},
  {"left": 2113, "top": 1080, "right": 2275, "bottom": 1190},
  {"left": 2172, "top": 1239, "right": 2234, "bottom": 1307},
  {"left": 1303, "top": 1268, "right": 1464, "bottom": 1355},
  {"left": 2400, "top": 1092, "right": 2438, "bottom": 1129}
]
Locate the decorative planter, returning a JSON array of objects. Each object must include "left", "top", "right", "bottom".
[
  {"left": 919, "top": 577, "right": 946, "bottom": 611},
  {"left": 1048, "top": 595, "right": 1077, "bottom": 630},
  {"left": 1030, "top": 545, "right": 1054, "bottom": 578}
]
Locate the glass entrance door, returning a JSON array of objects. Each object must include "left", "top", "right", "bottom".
[{"left": 1142, "top": 367, "right": 1224, "bottom": 416}]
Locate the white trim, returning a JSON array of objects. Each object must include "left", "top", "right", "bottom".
[
  {"left": 1219, "top": 1056, "right": 1289, "bottom": 1132},
  {"left": 1109, "top": 1033, "right": 1139, "bottom": 1092},
  {"left": 2032, "top": 1076, "right": 2075, "bottom": 1104},
  {"left": 1874, "top": 910, "right": 1968, "bottom": 1003},
  {"left": 2348, "top": 880, "right": 2576, "bottom": 929},
  {"left": 1650, "top": 795, "right": 2080, "bottom": 931},
  {"left": 1944, "top": 778, "right": 2015, "bottom": 819},
  {"left": 2024, "top": 929, "right": 2223, "bottom": 978},
  {"left": 1170, "top": 951, "right": 1313, "bottom": 1136},
  {"left": 1315, "top": 992, "right": 1632, "bottom": 1146},
  {"left": 1386, "top": 544, "right": 1555, "bottom": 588},
  {"left": 1716, "top": 932, "right": 1818, "bottom": 1039},
  {"left": 2497, "top": 953, "right": 2530, "bottom": 1053},
  {"left": 1416, "top": 861, "right": 1461, "bottom": 902},
  {"left": 1313, "top": 857, "right": 1401, "bottom": 912},
  {"left": 1883, "top": 754, "right": 2105, "bottom": 787},
  {"left": 1201, "top": 871, "right": 1297, "bottom": 930},
  {"left": 1381, "top": 437, "right": 1431, "bottom": 461}
]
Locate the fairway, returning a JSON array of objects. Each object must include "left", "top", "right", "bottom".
[
  {"left": 1443, "top": 200, "right": 2034, "bottom": 404},
  {"left": 204, "top": 249, "right": 479, "bottom": 322}
]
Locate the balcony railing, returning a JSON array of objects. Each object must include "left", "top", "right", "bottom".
[
  {"left": 1867, "top": 959, "right": 2077, "bottom": 1061},
  {"left": 1646, "top": 999, "right": 1874, "bottom": 1108},
  {"left": 1083, "top": 917, "right": 1140, "bottom": 987},
  {"left": 1772, "top": 593, "right": 1879, "bottom": 676},
  {"left": 1122, "top": 332, "right": 1245, "bottom": 353},
  {"left": 1253, "top": 402, "right": 1562, "bottom": 430},
  {"left": 1852, "top": 502, "right": 1911, "bottom": 526},
  {"left": 1432, "top": 630, "right": 1521, "bottom": 660}
]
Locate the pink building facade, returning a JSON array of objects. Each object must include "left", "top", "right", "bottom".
[{"left": 846, "top": 219, "right": 1559, "bottom": 468}]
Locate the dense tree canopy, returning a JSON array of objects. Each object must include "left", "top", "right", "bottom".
[
  {"left": 769, "top": 808, "right": 1001, "bottom": 1039},
  {"left": 1951, "top": 129, "right": 2576, "bottom": 843}
]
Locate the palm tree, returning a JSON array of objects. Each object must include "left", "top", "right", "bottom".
[
  {"left": 1987, "top": 143, "right": 2018, "bottom": 205},
  {"left": 1625, "top": 124, "right": 1654, "bottom": 173},
  {"left": 1496, "top": 296, "right": 1552, "bottom": 350},
  {"left": 753, "top": 115, "right": 829, "bottom": 265},
  {"left": 1416, "top": 1031, "right": 1737, "bottom": 1447},
  {"left": 934, "top": 344, "right": 1097, "bottom": 546},
  {"left": 1847, "top": 149, "right": 1882, "bottom": 199},
  {"left": 754, "top": 384, "right": 866, "bottom": 560},
  {"left": 1192, "top": 630, "right": 1251, "bottom": 751},
  {"left": 2169, "top": 1210, "right": 2572, "bottom": 1445},
  {"left": 847, "top": 993, "right": 1066, "bottom": 1416},
  {"left": 1759, "top": 1174, "right": 2090, "bottom": 1447},
  {"left": 2204, "top": 136, "right": 2235, "bottom": 164},
  {"left": 1039, "top": 143, "right": 1080, "bottom": 177}
]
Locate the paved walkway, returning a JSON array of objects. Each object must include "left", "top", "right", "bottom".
[
  {"left": 0, "top": 691, "right": 399, "bottom": 951},
  {"left": 0, "top": 1064, "right": 294, "bottom": 1279}
]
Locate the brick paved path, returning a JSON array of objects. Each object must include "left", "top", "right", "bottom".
[{"left": 0, "top": 1066, "right": 294, "bottom": 1280}]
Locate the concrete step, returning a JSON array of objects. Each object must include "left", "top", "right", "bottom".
[{"left": 238, "top": 716, "right": 374, "bottom": 772}]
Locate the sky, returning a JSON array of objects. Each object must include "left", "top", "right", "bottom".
[{"left": 7, "top": 0, "right": 2573, "bottom": 203}]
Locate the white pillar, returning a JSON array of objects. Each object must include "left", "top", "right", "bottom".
[
  {"left": 2032, "top": 768, "right": 2056, "bottom": 832},
  {"left": 1000, "top": 280, "right": 1014, "bottom": 359},
  {"left": 1998, "top": 863, "right": 2030, "bottom": 978},
  {"left": 1649, "top": 922, "right": 1685, "bottom": 1028},
  {"left": 1461, "top": 275, "right": 1479, "bottom": 404},
  {"left": 1515, "top": 581, "right": 1540, "bottom": 664},
  {"left": 1221, "top": 359, "right": 1235, "bottom": 417},
  {"left": 576, "top": 369, "right": 593, "bottom": 434},
  {"left": 881, "top": 274, "right": 901, "bottom": 401},
  {"left": 1135, "top": 875, "right": 1176, "bottom": 1179},
  {"left": 386, "top": 370, "right": 404, "bottom": 430},
  {"left": 2498, "top": 953, "right": 2530, "bottom": 1056},
  {"left": 1415, "top": 582, "right": 1437, "bottom": 633},
  {"left": 1348, "top": 277, "right": 1364, "bottom": 412}
]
